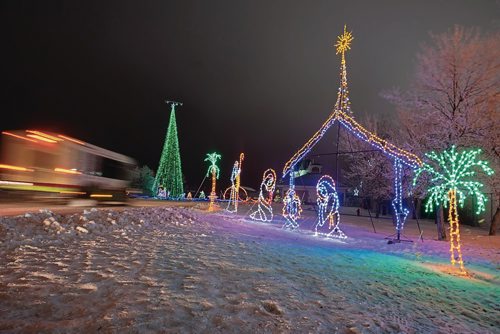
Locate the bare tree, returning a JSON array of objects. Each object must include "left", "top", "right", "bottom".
[
  {"left": 341, "top": 117, "right": 394, "bottom": 218},
  {"left": 383, "top": 25, "right": 500, "bottom": 236}
]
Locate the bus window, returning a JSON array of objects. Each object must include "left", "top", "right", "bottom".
[{"left": 102, "top": 158, "right": 127, "bottom": 179}]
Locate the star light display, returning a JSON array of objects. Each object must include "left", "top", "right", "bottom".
[
  {"left": 153, "top": 101, "right": 184, "bottom": 197},
  {"left": 226, "top": 153, "right": 244, "bottom": 213},
  {"left": 281, "top": 26, "right": 422, "bottom": 238},
  {"left": 315, "top": 175, "right": 346, "bottom": 239},
  {"left": 282, "top": 174, "right": 302, "bottom": 230},
  {"left": 250, "top": 168, "right": 277, "bottom": 222},
  {"left": 204, "top": 152, "right": 221, "bottom": 212},
  {"left": 413, "top": 146, "right": 494, "bottom": 273}
]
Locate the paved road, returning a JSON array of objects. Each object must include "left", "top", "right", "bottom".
[{"left": 0, "top": 199, "right": 200, "bottom": 217}]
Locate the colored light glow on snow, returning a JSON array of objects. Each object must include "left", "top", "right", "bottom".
[
  {"left": 250, "top": 168, "right": 276, "bottom": 222},
  {"left": 413, "top": 145, "right": 494, "bottom": 272},
  {"left": 315, "top": 175, "right": 346, "bottom": 238}
]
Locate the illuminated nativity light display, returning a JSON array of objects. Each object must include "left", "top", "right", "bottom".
[
  {"left": 281, "top": 26, "right": 422, "bottom": 240},
  {"left": 249, "top": 168, "right": 277, "bottom": 222},
  {"left": 225, "top": 153, "right": 246, "bottom": 213},
  {"left": 413, "top": 146, "right": 494, "bottom": 273},
  {"left": 315, "top": 175, "right": 346, "bottom": 239},
  {"left": 204, "top": 152, "right": 221, "bottom": 212}
]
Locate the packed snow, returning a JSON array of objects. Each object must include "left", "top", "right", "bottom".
[{"left": 0, "top": 204, "right": 498, "bottom": 333}]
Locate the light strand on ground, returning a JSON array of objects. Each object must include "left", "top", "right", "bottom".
[
  {"left": 315, "top": 175, "right": 346, "bottom": 238},
  {"left": 250, "top": 169, "right": 276, "bottom": 222}
]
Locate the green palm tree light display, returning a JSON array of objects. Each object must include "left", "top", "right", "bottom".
[
  {"left": 205, "top": 152, "right": 221, "bottom": 211},
  {"left": 413, "top": 146, "right": 494, "bottom": 273}
]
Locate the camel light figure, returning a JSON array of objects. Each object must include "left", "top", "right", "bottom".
[
  {"left": 250, "top": 168, "right": 276, "bottom": 222},
  {"left": 315, "top": 175, "right": 346, "bottom": 239}
]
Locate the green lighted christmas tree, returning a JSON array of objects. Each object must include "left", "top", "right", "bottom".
[{"left": 153, "top": 101, "right": 184, "bottom": 197}]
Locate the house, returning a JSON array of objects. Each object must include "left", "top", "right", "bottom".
[{"left": 276, "top": 159, "right": 348, "bottom": 205}]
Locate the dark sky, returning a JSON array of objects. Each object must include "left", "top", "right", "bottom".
[{"left": 1, "top": 1, "right": 498, "bottom": 189}]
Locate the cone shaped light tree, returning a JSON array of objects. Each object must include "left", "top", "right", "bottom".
[
  {"left": 413, "top": 146, "right": 493, "bottom": 273},
  {"left": 153, "top": 101, "right": 184, "bottom": 197}
]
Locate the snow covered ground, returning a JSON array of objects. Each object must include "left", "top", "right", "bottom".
[{"left": 0, "top": 204, "right": 498, "bottom": 333}]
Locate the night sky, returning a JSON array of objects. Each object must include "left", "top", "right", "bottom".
[{"left": 1, "top": 1, "right": 498, "bottom": 189}]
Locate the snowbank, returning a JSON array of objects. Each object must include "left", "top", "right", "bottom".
[{"left": 0, "top": 206, "right": 498, "bottom": 333}]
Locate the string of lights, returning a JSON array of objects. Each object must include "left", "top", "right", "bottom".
[
  {"left": 205, "top": 152, "right": 221, "bottom": 212},
  {"left": 226, "top": 153, "right": 245, "bottom": 213},
  {"left": 315, "top": 175, "right": 346, "bottom": 239},
  {"left": 226, "top": 161, "right": 240, "bottom": 213},
  {"left": 153, "top": 101, "right": 184, "bottom": 197},
  {"left": 413, "top": 145, "right": 494, "bottom": 272},
  {"left": 391, "top": 159, "right": 409, "bottom": 240},
  {"left": 282, "top": 173, "right": 302, "bottom": 230},
  {"left": 281, "top": 26, "right": 422, "bottom": 239},
  {"left": 250, "top": 169, "right": 276, "bottom": 222}
]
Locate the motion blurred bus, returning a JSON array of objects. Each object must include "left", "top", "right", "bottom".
[{"left": 0, "top": 130, "right": 137, "bottom": 202}]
